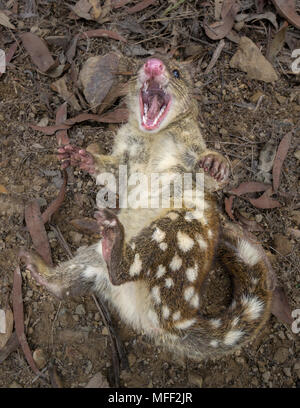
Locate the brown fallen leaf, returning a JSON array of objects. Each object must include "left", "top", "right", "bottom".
[
  {"left": 237, "top": 12, "right": 278, "bottom": 30},
  {"left": 204, "top": 1, "right": 240, "bottom": 40},
  {"left": 224, "top": 195, "right": 235, "bottom": 221},
  {"left": 70, "top": 0, "right": 92, "bottom": 20},
  {"left": 98, "top": 81, "right": 128, "bottom": 115},
  {"left": 127, "top": 0, "right": 157, "bottom": 14},
  {"left": 20, "top": 32, "right": 56, "bottom": 73},
  {"left": 272, "top": 131, "right": 292, "bottom": 192},
  {"left": 80, "top": 29, "right": 127, "bottom": 43},
  {"left": 70, "top": 218, "right": 101, "bottom": 235},
  {"left": 271, "top": 286, "right": 293, "bottom": 325},
  {"left": 42, "top": 170, "right": 67, "bottom": 224},
  {"left": 98, "top": 108, "right": 129, "bottom": 123},
  {"left": 51, "top": 76, "right": 81, "bottom": 111},
  {"left": 25, "top": 200, "right": 53, "bottom": 266},
  {"left": 248, "top": 187, "right": 281, "bottom": 209},
  {"left": 0, "top": 42, "right": 18, "bottom": 78},
  {"left": 66, "top": 34, "right": 79, "bottom": 64},
  {"left": 0, "top": 10, "right": 15, "bottom": 29},
  {"left": 90, "top": 0, "right": 102, "bottom": 19},
  {"left": 271, "top": 0, "right": 300, "bottom": 30},
  {"left": 13, "top": 265, "right": 41, "bottom": 376},
  {"left": 266, "top": 21, "right": 288, "bottom": 62},
  {"left": 229, "top": 181, "right": 271, "bottom": 196},
  {"left": 55, "top": 103, "right": 69, "bottom": 146},
  {"left": 112, "top": 0, "right": 132, "bottom": 8},
  {"left": 0, "top": 331, "right": 19, "bottom": 363},
  {"left": 79, "top": 53, "right": 120, "bottom": 111},
  {"left": 48, "top": 363, "right": 64, "bottom": 388}
]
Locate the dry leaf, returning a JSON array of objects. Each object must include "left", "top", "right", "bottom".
[
  {"left": 0, "top": 10, "right": 15, "bottom": 29},
  {"left": 237, "top": 12, "right": 278, "bottom": 30},
  {"left": 20, "top": 32, "right": 55, "bottom": 73},
  {"left": 0, "top": 332, "right": 19, "bottom": 363},
  {"left": 236, "top": 211, "right": 264, "bottom": 232},
  {"left": 271, "top": 0, "right": 300, "bottom": 29},
  {"left": 51, "top": 76, "right": 81, "bottom": 111},
  {"left": 80, "top": 29, "right": 127, "bottom": 42},
  {"left": 71, "top": 0, "right": 92, "bottom": 20},
  {"left": 25, "top": 200, "right": 53, "bottom": 266},
  {"left": 13, "top": 265, "right": 40, "bottom": 376},
  {"left": 248, "top": 187, "right": 281, "bottom": 209},
  {"left": 90, "top": 0, "right": 102, "bottom": 19},
  {"left": 79, "top": 53, "right": 120, "bottom": 110},
  {"left": 267, "top": 22, "right": 288, "bottom": 62},
  {"left": 55, "top": 103, "right": 69, "bottom": 146},
  {"left": 271, "top": 286, "right": 293, "bottom": 325},
  {"left": 42, "top": 170, "right": 67, "bottom": 224},
  {"left": 98, "top": 108, "right": 129, "bottom": 123},
  {"left": 272, "top": 131, "right": 292, "bottom": 192},
  {"left": 70, "top": 218, "right": 101, "bottom": 235},
  {"left": 127, "top": 0, "right": 157, "bottom": 14},
  {"left": 112, "top": 0, "right": 132, "bottom": 8},
  {"left": 229, "top": 181, "right": 271, "bottom": 196},
  {"left": 204, "top": 1, "right": 240, "bottom": 40}
]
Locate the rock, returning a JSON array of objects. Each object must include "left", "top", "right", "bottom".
[
  {"left": 75, "top": 304, "right": 85, "bottom": 316},
  {"left": 250, "top": 90, "right": 265, "bottom": 104},
  {"left": 0, "top": 307, "right": 14, "bottom": 349},
  {"left": 69, "top": 231, "right": 82, "bottom": 245},
  {"left": 274, "top": 347, "right": 289, "bottom": 364},
  {"left": 85, "top": 372, "right": 109, "bottom": 388},
  {"left": 33, "top": 349, "right": 47, "bottom": 369},
  {"left": 273, "top": 234, "right": 293, "bottom": 256},
  {"left": 255, "top": 214, "right": 263, "bottom": 223},
  {"left": 188, "top": 372, "right": 203, "bottom": 388},
  {"left": 294, "top": 150, "right": 300, "bottom": 161},
  {"left": 283, "top": 367, "right": 291, "bottom": 377},
  {"left": 101, "top": 326, "right": 109, "bottom": 336},
  {"left": 262, "top": 371, "right": 271, "bottom": 382},
  {"left": 230, "top": 37, "right": 278, "bottom": 83}
]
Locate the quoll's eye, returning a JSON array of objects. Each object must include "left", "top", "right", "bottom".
[{"left": 172, "top": 69, "right": 180, "bottom": 79}]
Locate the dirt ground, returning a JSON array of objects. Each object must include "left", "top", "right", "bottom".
[{"left": 0, "top": 0, "right": 299, "bottom": 388}]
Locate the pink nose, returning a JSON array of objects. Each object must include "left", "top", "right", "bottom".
[{"left": 144, "top": 58, "right": 165, "bottom": 77}]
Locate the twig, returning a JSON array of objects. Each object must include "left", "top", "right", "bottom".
[{"left": 204, "top": 39, "right": 225, "bottom": 75}]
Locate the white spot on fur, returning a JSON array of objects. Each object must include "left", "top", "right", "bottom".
[
  {"left": 230, "top": 300, "right": 237, "bottom": 310},
  {"left": 162, "top": 305, "right": 170, "bottom": 319},
  {"left": 210, "top": 340, "right": 219, "bottom": 347},
  {"left": 242, "top": 295, "right": 264, "bottom": 320},
  {"left": 129, "top": 253, "right": 142, "bottom": 277},
  {"left": 190, "top": 294, "right": 199, "bottom": 308},
  {"left": 207, "top": 229, "right": 213, "bottom": 238},
  {"left": 175, "top": 318, "right": 196, "bottom": 330},
  {"left": 170, "top": 254, "right": 182, "bottom": 271},
  {"left": 146, "top": 269, "right": 151, "bottom": 277},
  {"left": 130, "top": 242, "right": 136, "bottom": 250},
  {"left": 224, "top": 329, "right": 244, "bottom": 346},
  {"left": 165, "top": 278, "right": 174, "bottom": 288},
  {"left": 151, "top": 286, "right": 161, "bottom": 304},
  {"left": 159, "top": 242, "right": 168, "bottom": 251},
  {"left": 232, "top": 317, "right": 239, "bottom": 327},
  {"left": 237, "top": 239, "right": 261, "bottom": 266},
  {"left": 167, "top": 212, "right": 179, "bottom": 220},
  {"left": 186, "top": 264, "right": 198, "bottom": 282},
  {"left": 210, "top": 318, "right": 222, "bottom": 329},
  {"left": 152, "top": 227, "right": 166, "bottom": 243},
  {"left": 172, "top": 311, "right": 181, "bottom": 321},
  {"left": 184, "top": 286, "right": 195, "bottom": 302},
  {"left": 177, "top": 231, "right": 194, "bottom": 252},
  {"left": 184, "top": 212, "right": 194, "bottom": 222},
  {"left": 156, "top": 265, "right": 166, "bottom": 279},
  {"left": 195, "top": 234, "right": 208, "bottom": 250},
  {"left": 251, "top": 278, "right": 259, "bottom": 285},
  {"left": 82, "top": 266, "right": 99, "bottom": 279}
]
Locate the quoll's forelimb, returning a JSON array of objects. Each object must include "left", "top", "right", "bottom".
[{"left": 197, "top": 151, "right": 230, "bottom": 184}]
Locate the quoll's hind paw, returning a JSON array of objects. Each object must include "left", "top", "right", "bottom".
[
  {"left": 57, "top": 144, "right": 96, "bottom": 174},
  {"left": 198, "top": 154, "right": 230, "bottom": 183}
]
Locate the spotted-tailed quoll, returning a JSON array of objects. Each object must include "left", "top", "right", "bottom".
[{"left": 20, "top": 57, "right": 272, "bottom": 360}]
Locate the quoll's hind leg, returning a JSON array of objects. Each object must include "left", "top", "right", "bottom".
[
  {"left": 198, "top": 151, "right": 230, "bottom": 184},
  {"left": 57, "top": 144, "right": 96, "bottom": 174}
]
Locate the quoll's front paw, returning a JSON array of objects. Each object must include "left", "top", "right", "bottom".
[
  {"left": 57, "top": 144, "right": 96, "bottom": 174},
  {"left": 198, "top": 153, "right": 230, "bottom": 183},
  {"left": 94, "top": 209, "right": 121, "bottom": 265}
]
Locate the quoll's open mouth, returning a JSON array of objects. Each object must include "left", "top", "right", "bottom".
[{"left": 139, "top": 59, "right": 172, "bottom": 131}]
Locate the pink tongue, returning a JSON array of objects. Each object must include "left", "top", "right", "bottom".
[{"left": 147, "top": 95, "right": 159, "bottom": 120}]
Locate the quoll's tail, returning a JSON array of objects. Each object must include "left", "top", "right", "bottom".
[{"left": 169, "top": 225, "right": 273, "bottom": 360}]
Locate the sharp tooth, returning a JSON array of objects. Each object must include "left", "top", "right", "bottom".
[{"left": 144, "top": 103, "right": 148, "bottom": 114}]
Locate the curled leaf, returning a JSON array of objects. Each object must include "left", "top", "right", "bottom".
[
  {"left": 229, "top": 181, "right": 271, "bottom": 196},
  {"left": 248, "top": 187, "right": 281, "bottom": 209},
  {"left": 271, "top": 0, "right": 300, "bottom": 29},
  {"left": 225, "top": 195, "right": 235, "bottom": 221},
  {"left": 204, "top": 1, "right": 240, "bottom": 40},
  {"left": 20, "top": 32, "right": 55, "bottom": 73},
  {"left": 80, "top": 29, "right": 127, "bottom": 43},
  {"left": 272, "top": 131, "right": 292, "bottom": 192}
]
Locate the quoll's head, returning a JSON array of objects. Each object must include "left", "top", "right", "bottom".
[{"left": 128, "top": 57, "right": 197, "bottom": 133}]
